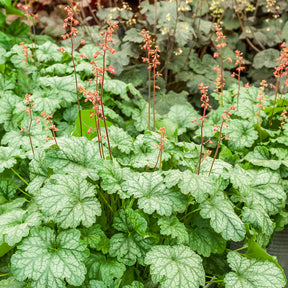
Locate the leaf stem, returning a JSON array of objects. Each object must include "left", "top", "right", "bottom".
[
  {"left": 98, "top": 189, "right": 113, "bottom": 213},
  {"left": 10, "top": 168, "right": 29, "bottom": 186},
  {"left": 180, "top": 208, "right": 200, "bottom": 221},
  {"left": 12, "top": 183, "right": 31, "bottom": 198},
  {"left": 0, "top": 273, "right": 12, "bottom": 277}
]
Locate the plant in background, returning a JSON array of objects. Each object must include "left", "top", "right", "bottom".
[
  {"left": 231, "top": 50, "right": 245, "bottom": 111},
  {"left": 257, "top": 80, "right": 268, "bottom": 142},
  {"left": 141, "top": 29, "right": 161, "bottom": 132},
  {"left": 141, "top": 29, "right": 153, "bottom": 131},
  {"left": 20, "top": 93, "right": 40, "bottom": 154},
  {"left": 17, "top": 1, "right": 38, "bottom": 63},
  {"left": 93, "top": 20, "right": 118, "bottom": 159},
  {"left": 213, "top": 24, "right": 230, "bottom": 107},
  {"left": 150, "top": 45, "right": 161, "bottom": 132},
  {"left": 41, "top": 112, "right": 59, "bottom": 148},
  {"left": 269, "top": 42, "right": 288, "bottom": 124},
  {"left": 209, "top": 105, "right": 236, "bottom": 176},
  {"left": 61, "top": 5, "right": 85, "bottom": 136},
  {"left": 192, "top": 83, "right": 213, "bottom": 175}
]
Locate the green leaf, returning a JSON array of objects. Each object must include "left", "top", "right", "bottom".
[
  {"left": 37, "top": 41, "right": 63, "bottom": 63},
  {"left": 178, "top": 170, "right": 214, "bottom": 203},
  {"left": 242, "top": 206, "right": 273, "bottom": 235},
  {"left": 113, "top": 208, "right": 147, "bottom": 238},
  {"left": 122, "top": 172, "right": 186, "bottom": 216},
  {"left": 109, "top": 233, "right": 152, "bottom": 266},
  {"left": 163, "top": 169, "right": 182, "bottom": 188},
  {"left": 2, "top": 119, "right": 50, "bottom": 152},
  {"left": 108, "top": 126, "right": 133, "bottom": 154},
  {"left": 167, "top": 104, "right": 199, "bottom": 135},
  {"left": 224, "top": 251, "right": 286, "bottom": 288},
  {"left": 0, "top": 277, "right": 25, "bottom": 288},
  {"left": 98, "top": 160, "right": 130, "bottom": 199},
  {"left": 158, "top": 215, "right": 189, "bottom": 244},
  {"left": 200, "top": 192, "right": 246, "bottom": 241},
  {"left": 0, "top": 198, "right": 26, "bottom": 215},
  {"left": 226, "top": 119, "right": 258, "bottom": 151},
  {"left": 39, "top": 76, "right": 79, "bottom": 107},
  {"left": 45, "top": 137, "right": 101, "bottom": 181},
  {"left": 155, "top": 90, "right": 188, "bottom": 115},
  {"left": 0, "top": 0, "right": 11, "bottom": 7},
  {"left": 86, "top": 252, "right": 126, "bottom": 285},
  {"left": 188, "top": 225, "right": 226, "bottom": 257},
  {"left": 0, "top": 46, "right": 6, "bottom": 64},
  {"left": 175, "top": 21, "right": 194, "bottom": 46},
  {"left": 252, "top": 48, "right": 280, "bottom": 69},
  {"left": 11, "top": 227, "right": 89, "bottom": 287},
  {"left": 0, "top": 147, "right": 25, "bottom": 173},
  {"left": 80, "top": 224, "right": 109, "bottom": 254},
  {"left": 145, "top": 245, "right": 205, "bottom": 288},
  {"left": 30, "top": 90, "right": 62, "bottom": 115},
  {"left": 71, "top": 110, "right": 111, "bottom": 140},
  {"left": 0, "top": 178, "right": 17, "bottom": 200},
  {"left": 123, "top": 281, "right": 144, "bottom": 288},
  {"left": 109, "top": 209, "right": 152, "bottom": 266},
  {"left": 128, "top": 132, "right": 174, "bottom": 168},
  {"left": 0, "top": 209, "right": 41, "bottom": 246},
  {"left": 200, "top": 157, "right": 232, "bottom": 179},
  {"left": 37, "top": 174, "right": 101, "bottom": 229},
  {"left": 123, "top": 28, "right": 144, "bottom": 43},
  {"left": 0, "top": 92, "right": 20, "bottom": 131},
  {"left": 230, "top": 167, "right": 286, "bottom": 215},
  {"left": 244, "top": 146, "right": 282, "bottom": 170},
  {"left": 27, "top": 150, "right": 49, "bottom": 194}
]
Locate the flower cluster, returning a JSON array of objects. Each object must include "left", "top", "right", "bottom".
[
  {"left": 231, "top": 50, "right": 246, "bottom": 110},
  {"left": 279, "top": 110, "right": 287, "bottom": 130},
  {"left": 41, "top": 112, "right": 59, "bottom": 148},
  {"left": 193, "top": 84, "right": 213, "bottom": 174},
  {"left": 213, "top": 106, "right": 236, "bottom": 141},
  {"left": 19, "top": 42, "right": 32, "bottom": 66},
  {"left": 141, "top": 29, "right": 161, "bottom": 131},
  {"left": 213, "top": 24, "right": 230, "bottom": 106}
]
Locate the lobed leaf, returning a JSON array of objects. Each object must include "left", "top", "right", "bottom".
[
  {"left": 145, "top": 245, "right": 205, "bottom": 288},
  {"left": 200, "top": 192, "right": 246, "bottom": 241},
  {"left": 122, "top": 171, "right": 186, "bottom": 216},
  {"left": 37, "top": 174, "right": 101, "bottom": 229},
  {"left": 11, "top": 227, "right": 89, "bottom": 287},
  {"left": 224, "top": 252, "right": 286, "bottom": 288}
]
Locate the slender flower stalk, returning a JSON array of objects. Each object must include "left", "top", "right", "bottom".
[
  {"left": 257, "top": 80, "right": 268, "bottom": 142},
  {"left": 78, "top": 21, "right": 118, "bottom": 159},
  {"left": 61, "top": 5, "right": 86, "bottom": 136},
  {"left": 231, "top": 50, "right": 245, "bottom": 111},
  {"left": 98, "top": 20, "right": 118, "bottom": 160},
  {"left": 269, "top": 42, "right": 288, "bottom": 125},
  {"left": 142, "top": 30, "right": 161, "bottom": 132},
  {"left": 192, "top": 83, "right": 213, "bottom": 175},
  {"left": 154, "top": 127, "right": 167, "bottom": 171},
  {"left": 17, "top": 1, "right": 38, "bottom": 63},
  {"left": 213, "top": 24, "right": 230, "bottom": 107},
  {"left": 141, "top": 30, "right": 153, "bottom": 130},
  {"left": 21, "top": 93, "right": 40, "bottom": 154},
  {"left": 209, "top": 105, "right": 236, "bottom": 176}
]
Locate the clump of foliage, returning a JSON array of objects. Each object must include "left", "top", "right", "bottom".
[{"left": 0, "top": 1, "right": 288, "bottom": 288}]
